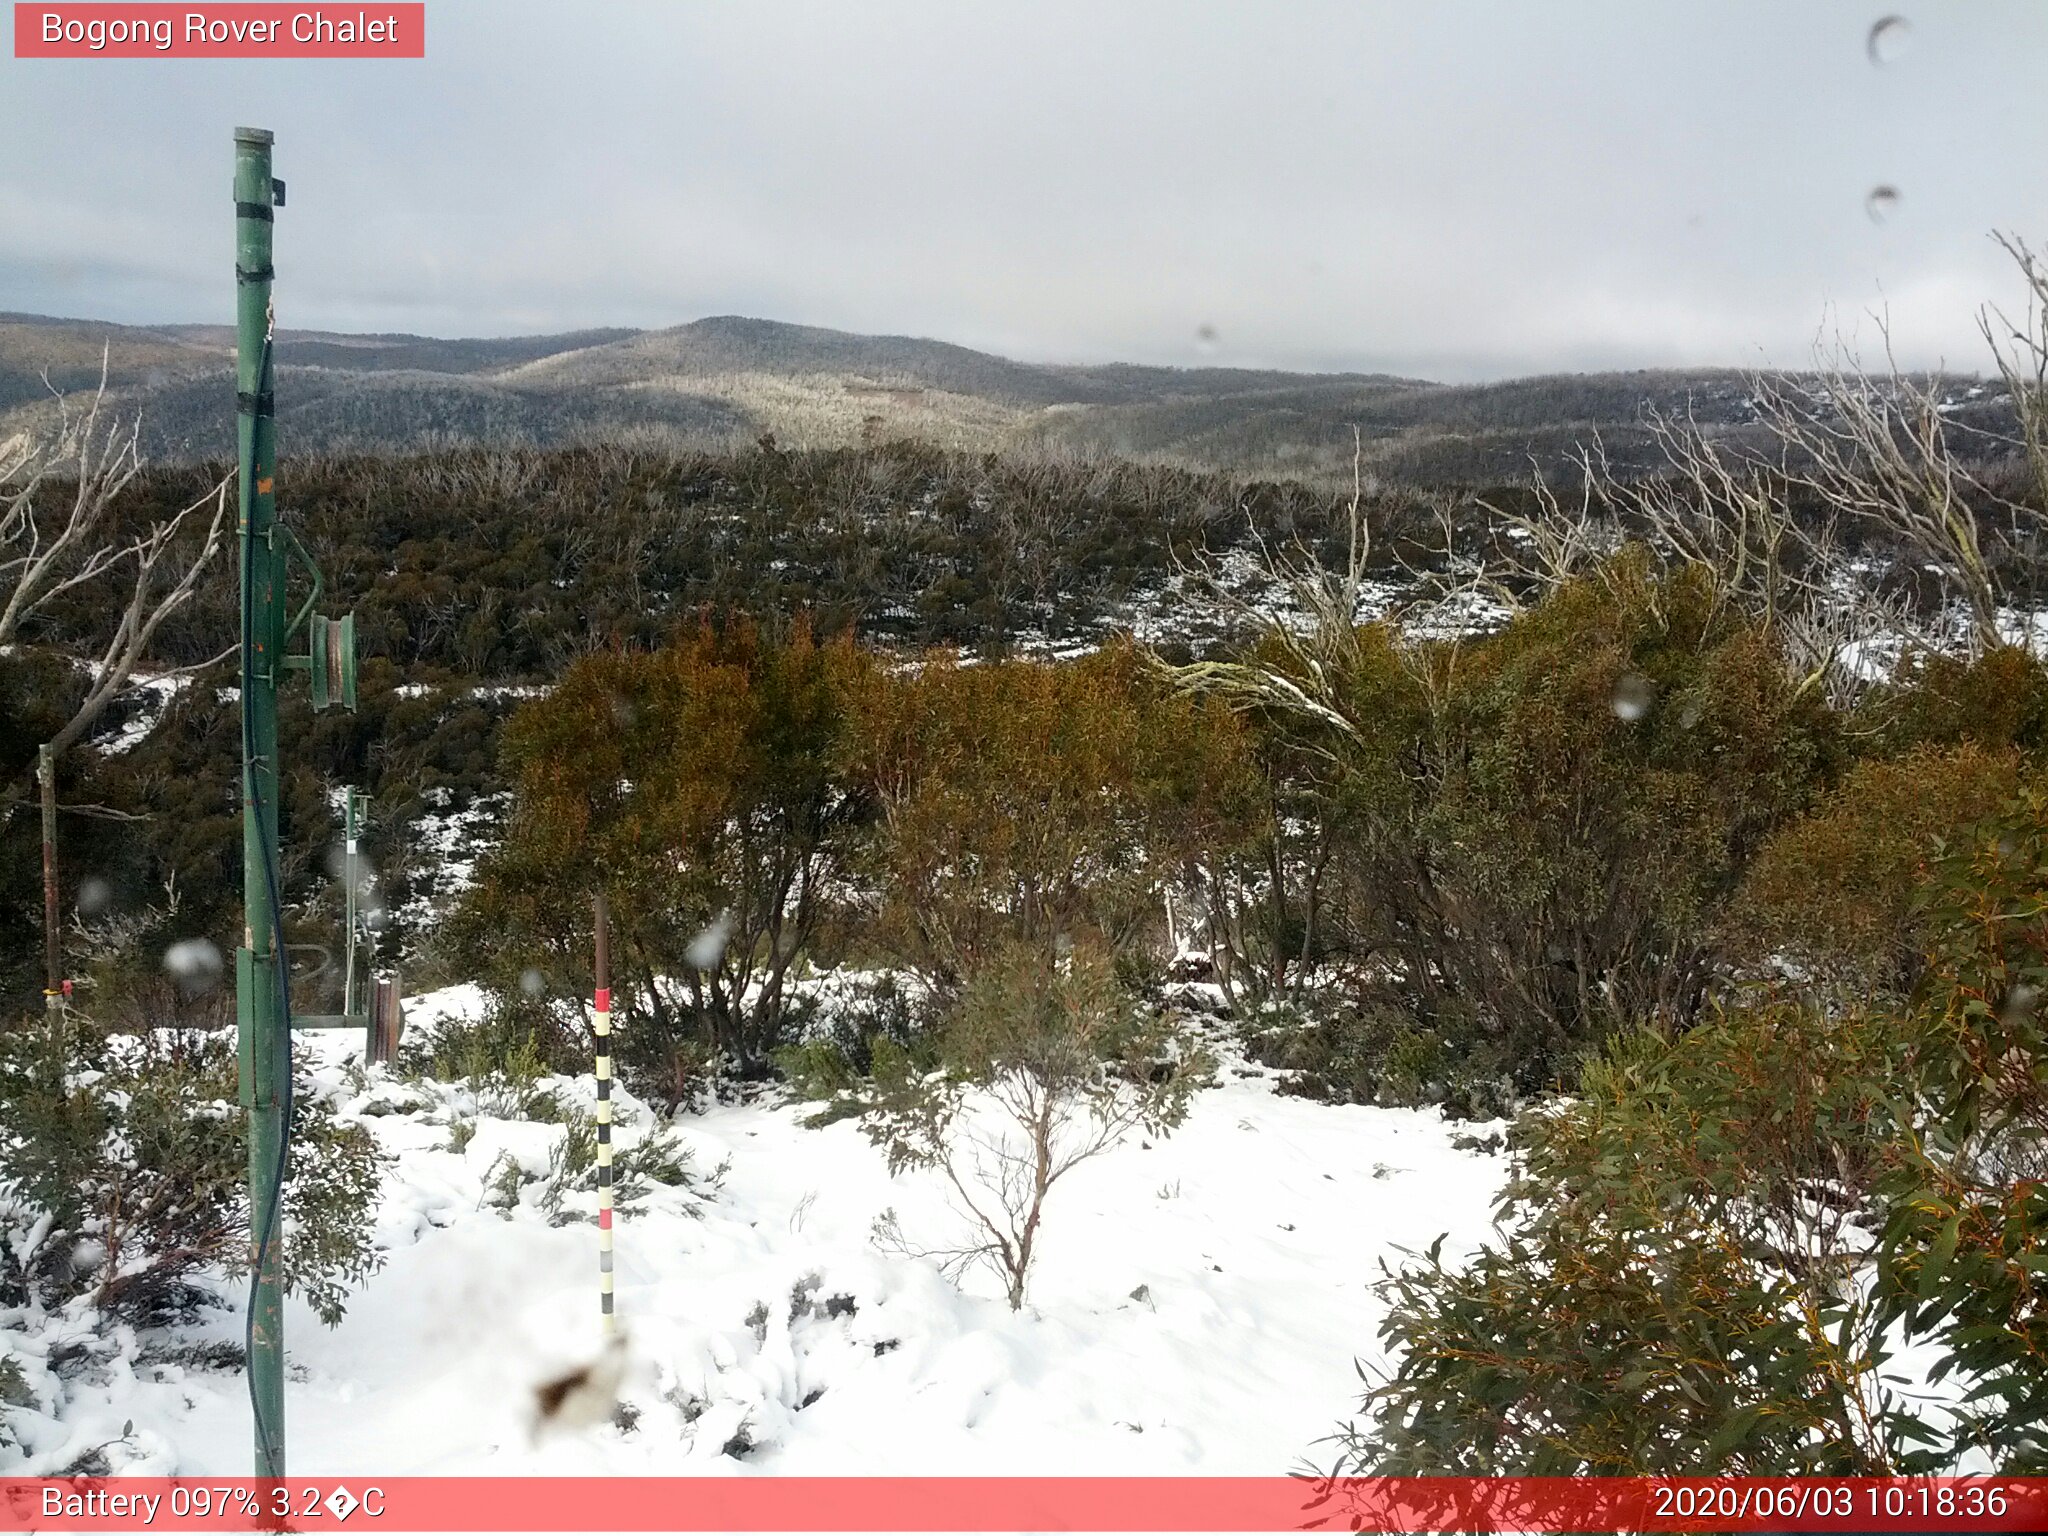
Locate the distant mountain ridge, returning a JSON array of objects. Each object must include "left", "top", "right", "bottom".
[{"left": 0, "top": 310, "right": 2009, "bottom": 485}]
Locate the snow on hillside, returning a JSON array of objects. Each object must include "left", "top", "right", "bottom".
[
  {"left": 395, "top": 790, "right": 511, "bottom": 933},
  {"left": 0, "top": 986, "right": 1507, "bottom": 1478}
]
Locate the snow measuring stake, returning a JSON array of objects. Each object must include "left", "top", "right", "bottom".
[
  {"left": 595, "top": 891, "right": 618, "bottom": 1336},
  {"left": 233, "top": 126, "right": 395, "bottom": 1479}
]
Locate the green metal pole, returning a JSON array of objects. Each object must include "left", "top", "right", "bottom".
[
  {"left": 233, "top": 124, "right": 287, "bottom": 1480},
  {"left": 344, "top": 788, "right": 367, "bottom": 1019}
]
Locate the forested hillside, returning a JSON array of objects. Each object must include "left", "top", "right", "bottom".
[{"left": 6, "top": 310, "right": 2015, "bottom": 485}]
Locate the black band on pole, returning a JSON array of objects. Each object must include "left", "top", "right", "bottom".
[
  {"left": 236, "top": 391, "right": 276, "bottom": 417},
  {"left": 235, "top": 201, "right": 274, "bottom": 223},
  {"left": 236, "top": 264, "right": 275, "bottom": 286}
]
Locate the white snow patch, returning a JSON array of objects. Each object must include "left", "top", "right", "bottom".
[{"left": 1, "top": 985, "right": 1508, "bottom": 1477}]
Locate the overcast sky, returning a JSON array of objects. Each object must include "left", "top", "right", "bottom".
[{"left": 3, "top": 0, "right": 2043, "bottom": 381}]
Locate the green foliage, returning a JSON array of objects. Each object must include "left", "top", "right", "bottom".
[
  {"left": 774, "top": 973, "right": 934, "bottom": 1126},
  {"left": 1340, "top": 787, "right": 2048, "bottom": 1475},
  {"left": 1869, "top": 644, "right": 2048, "bottom": 756},
  {"left": 0, "top": 1353, "right": 26, "bottom": 1454},
  {"left": 1345, "top": 998, "right": 1912, "bottom": 1474},
  {"left": 1180, "top": 619, "right": 1425, "bottom": 1004},
  {"left": 476, "top": 1110, "right": 724, "bottom": 1224},
  {"left": 1735, "top": 742, "right": 2031, "bottom": 995},
  {"left": 0, "top": 1019, "right": 384, "bottom": 1329},
  {"left": 398, "top": 992, "right": 581, "bottom": 1109},
  {"left": 1196, "top": 553, "right": 1845, "bottom": 1106},
  {"left": 607, "top": 1129, "right": 729, "bottom": 1213},
  {"left": 451, "top": 619, "right": 868, "bottom": 1082},
  {"left": 1248, "top": 996, "right": 1518, "bottom": 1121},
  {"left": 1419, "top": 558, "right": 1835, "bottom": 1040},
  {"left": 551, "top": 1114, "right": 598, "bottom": 1182},
  {"left": 847, "top": 641, "right": 1250, "bottom": 992},
  {"left": 1871, "top": 787, "right": 2048, "bottom": 1460}
]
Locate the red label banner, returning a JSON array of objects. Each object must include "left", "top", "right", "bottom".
[
  {"left": 13, "top": 4, "right": 425, "bottom": 57},
  {"left": 0, "top": 1477, "right": 2044, "bottom": 1532}
]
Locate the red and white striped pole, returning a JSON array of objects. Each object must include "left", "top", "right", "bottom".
[{"left": 593, "top": 890, "right": 616, "bottom": 1336}]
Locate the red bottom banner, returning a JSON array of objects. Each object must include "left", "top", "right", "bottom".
[{"left": 1, "top": 1476, "right": 2043, "bottom": 1533}]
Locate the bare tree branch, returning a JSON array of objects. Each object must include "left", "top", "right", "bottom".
[{"left": 1, "top": 355, "right": 234, "bottom": 757}]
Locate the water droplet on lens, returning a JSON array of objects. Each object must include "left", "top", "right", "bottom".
[
  {"left": 2001, "top": 983, "right": 2039, "bottom": 1026},
  {"left": 686, "top": 914, "right": 734, "bottom": 970},
  {"left": 1195, "top": 324, "right": 1219, "bottom": 355},
  {"left": 1866, "top": 15, "right": 1911, "bottom": 65},
  {"left": 1611, "top": 672, "right": 1655, "bottom": 721},
  {"left": 163, "top": 937, "right": 224, "bottom": 995},
  {"left": 77, "top": 877, "right": 113, "bottom": 918},
  {"left": 1866, "top": 185, "right": 1901, "bottom": 223},
  {"left": 520, "top": 967, "right": 546, "bottom": 997},
  {"left": 324, "top": 841, "right": 377, "bottom": 893}
]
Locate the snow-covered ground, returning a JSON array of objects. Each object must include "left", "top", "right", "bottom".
[{"left": 0, "top": 986, "right": 1507, "bottom": 1478}]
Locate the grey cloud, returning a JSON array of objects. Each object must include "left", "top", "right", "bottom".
[{"left": 1, "top": 0, "right": 2042, "bottom": 380}]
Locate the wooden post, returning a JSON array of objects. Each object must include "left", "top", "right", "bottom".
[
  {"left": 369, "top": 976, "right": 404, "bottom": 1066},
  {"left": 594, "top": 891, "right": 615, "bottom": 1334},
  {"left": 39, "top": 743, "right": 60, "bottom": 1013}
]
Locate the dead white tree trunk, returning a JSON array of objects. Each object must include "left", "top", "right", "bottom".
[{"left": 2, "top": 351, "right": 232, "bottom": 1008}]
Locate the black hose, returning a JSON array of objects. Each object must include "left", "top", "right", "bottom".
[{"left": 239, "top": 330, "right": 294, "bottom": 1466}]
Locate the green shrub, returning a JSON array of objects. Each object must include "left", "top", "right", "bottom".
[
  {"left": 774, "top": 971, "right": 935, "bottom": 1126},
  {"left": 1734, "top": 742, "right": 2030, "bottom": 995},
  {"left": 607, "top": 1128, "right": 728, "bottom": 1212},
  {"left": 861, "top": 944, "right": 1209, "bottom": 1309},
  {"left": 1874, "top": 786, "right": 2048, "bottom": 1460},
  {"left": 1178, "top": 551, "right": 1844, "bottom": 1095},
  {"left": 477, "top": 1111, "right": 725, "bottom": 1224},
  {"left": 0, "top": 1019, "right": 384, "bottom": 1329},
  {"left": 399, "top": 990, "right": 582, "bottom": 1108},
  {"left": 1870, "top": 644, "right": 2048, "bottom": 755},
  {"left": 1341, "top": 998, "right": 1912, "bottom": 1474},
  {"left": 1411, "top": 558, "right": 1835, "bottom": 1055},
  {"left": 0, "top": 1352, "right": 28, "bottom": 1455},
  {"left": 1336, "top": 787, "right": 2048, "bottom": 1475},
  {"left": 1245, "top": 997, "right": 1519, "bottom": 1121}
]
